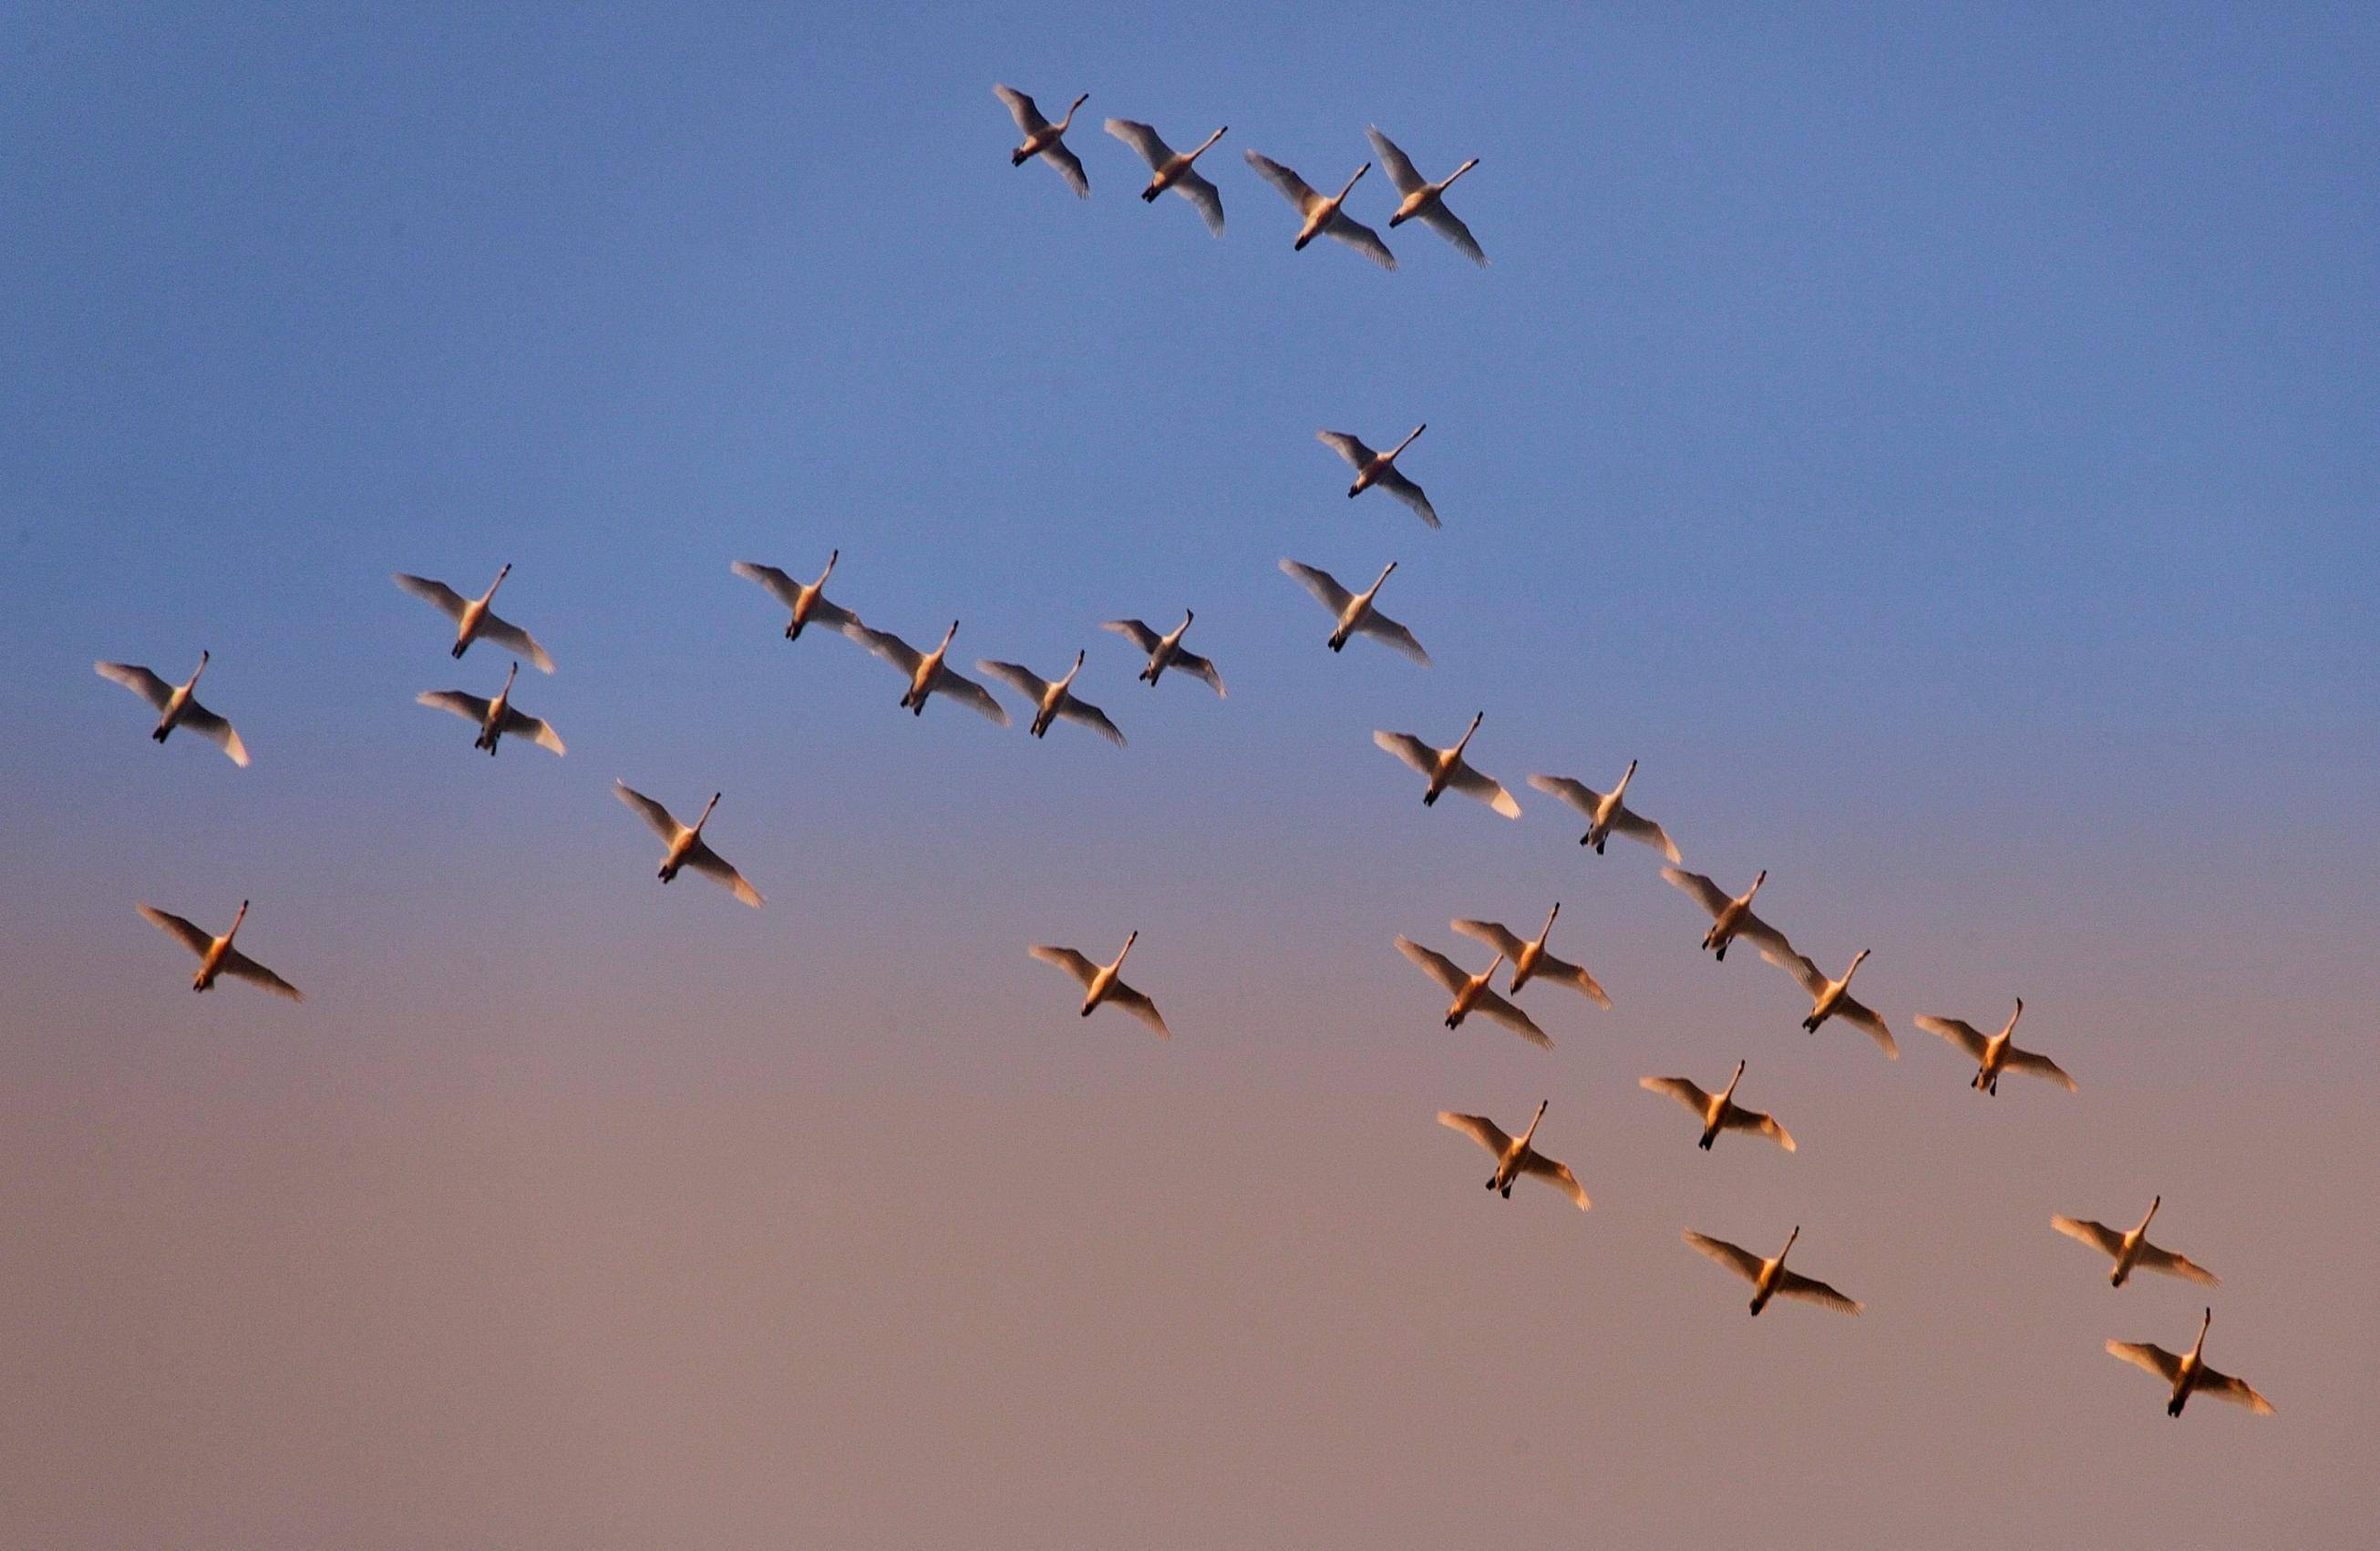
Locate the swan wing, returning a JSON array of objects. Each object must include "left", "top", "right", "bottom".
[
  {"left": 1040, "top": 140, "right": 1088, "bottom": 199},
  {"left": 477, "top": 611, "right": 555, "bottom": 673},
  {"left": 1520, "top": 1152, "right": 1591, "bottom": 1210},
  {"left": 1372, "top": 466, "right": 1437, "bottom": 527},
  {"left": 1244, "top": 149, "right": 1321, "bottom": 213},
  {"left": 1470, "top": 986, "right": 1551, "bottom": 1048},
  {"left": 1530, "top": 775, "right": 1604, "bottom": 817},
  {"left": 177, "top": 700, "right": 251, "bottom": 767},
  {"left": 1733, "top": 908, "right": 1798, "bottom": 961},
  {"left": 1833, "top": 994, "right": 1900, "bottom": 1058},
  {"left": 1722, "top": 1105, "right": 1795, "bottom": 1152},
  {"left": 1640, "top": 1075, "right": 1714, "bottom": 1117},
  {"left": 613, "top": 781, "right": 683, "bottom": 843},
  {"left": 1659, "top": 867, "right": 1732, "bottom": 920},
  {"left": 843, "top": 621, "right": 923, "bottom": 676},
  {"left": 1445, "top": 759, "right": 1520, "bottom": 818},
  {"left": 1761, "top": 946, "right": 1830, "bottom": 998},
  {"left": 417, "top": 690, "right": 490, "bottom": 724},
  {"left": 931, "top": 666, "right": 1013, "bottom": 726},
  {"left": 1683, "top": 1230, "right": 1765, "bottom": 1286},
  {"left": 1279, "top": 558, "right": 1355, "bottom": 616},
  {"left": 730, "top": 560, "right": 804, "bottom": 610},
  {"left": 95, "top": 661, "right": 174, "bottom": 710},
  {"left": 2004, "top": 1045, "right": 2078, "bottom": 1091},
  {"left": 974, "top": 660, "right": 1052, "bottom": 703},
  {"left": 805, "top": 595, "right": 858, "bottom": 633},
  {"left": 1055, "top": 694, "right": 1127, "bottom": 746},
  {"left": 1531, "top": 950, "right": 1611, "bottom": 1008},
  {"left": 1352, "top": 609, "right": 1430, "bottom": 665},
  {"left": 393, "top": 572, "right": 469, "bottom": 621},
  {"left": 1170, "top": 649, "right": 1226, "bottom": 698},
  {"left": 1606, "top": 803, "right": 1681, "bottom": 863},
  {"left": 1027, "top": 945, "right": 1100, "bottom": 988},
  {"left": 2194, "top": 1365, "right": 2274, "bottom": 1414},
  {"left": 2107, "top": 1340, "right": 2183, "bottom": 1383},
  {"left": 1437, "top": 1111, "right": 1513, "bottom": 1158},
  {"left": 1395, "top": 936, "right": 1468, "bottom": 996},
  {"left": 1101, "top": 618, "right": 1161, "bottom": 655},
  {"left": 1448, "top": 919, "right": 1526, "bottom": 960},
  {"left": 220, "top": 946, "right": 304, "bottom": 1001},
  {"left": 1775, "top": 1269, "right": 1862, "bottom": 1315},
  {"left": 994, "top": 84, "right": 1049, "bottom": 135},
  {"left": 499, "top": 706, "right": 566, "bottom": 755},
  {"left": 2132, "top": 1240, "right": 2220, "bottom": 1286},
  {"left": 1105, "top": 979, "right": 1169, "bottom": 1038},
  {"left": 2051, "top": 1217, "right": 2126, "bottom": 1258},
  {"left": 1174, "top": 169, "right": 1225, "bottom": 235},
  {"left": 1315, "top": 429, "right": 1375, "bottom": 470},
  {"left": 685, "top": 837, "right": 763, "bottom": 909},
  {"left": 1102, "top": 117, "right": 1172, "bottom": 167},
  {"left": 138, "top": 903, "right": 215, "bottom": 959},
  {"left": 1364, "top": 126, "right": 1427, "bottom": 194},
  {"left": 1374, "top": 730, "right": 1437, "bottom": 776},
  {"left": 1419, "top": 200, "right": 1488, "bottom": 266},
  {"left": 1916, "top": 1015, "right": 1990, "bottom": 1061},
  {"left": 1323, "top": 209, "right": 1396, "bottom": 270}
]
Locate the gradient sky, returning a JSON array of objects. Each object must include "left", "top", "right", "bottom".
[{"left": 4, "top": 4, "right": 2376, "bottom": 1546}]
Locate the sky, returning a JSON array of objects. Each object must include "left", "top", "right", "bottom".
[{"left": 3, "top": 3, "right": 2376, "bottom": 1545}]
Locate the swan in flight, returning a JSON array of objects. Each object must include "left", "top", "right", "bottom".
[
  {"left": 731, "top": 550, "right": 855, "bottom": 641},
  {"left": 1365, "top": 126, "right": 1485, "bottom": 265},
  {"left": 1683, "top": 1227, "right": 1861, "bottom": 1317},
  {"left": 1916, "top": 999, "right": 2076, "bottom": 1095},
  {"left": 976, "top": 652, "right": 1125, "bottom": 745},
  {"left": 417, "top": 662, "right": 565, "bottom": 757},
  {"left": 1029, "top": 930, "right": 1169, "bottom": 1037},
  {"left": 2052, "top": 1197, "right": 2218, "bottom": 1289},
  {"left": 1316, "top": 426, "right": 1437, "bottom": 528},
  {"left": 1104, "top": 118, "right": 1226, "bottom": 233},
  {"left": 1243, "top": 151, "right": 1395, "bottom": 268},
  {"left": 1278, "top": 559, "right": 1429, "bottom": 663},
  {"left": 1375, "top": 713, "right": 1520, "bottom": 817},
  {"left": 1765, "top": 947, "right": 1899, "bottom": 1058},
  {"left": 1103, "top": 611, "right": 1225, "bottom": 695},
  {"left": 1660, "top": 868, "right": 1795, "bottom": 963},
  {"left": 2108, "top": 1309, "right": 2273, "bottom": 1417},
  {"left": 1449, "top": 903, "right": 1610, "bottom": 1007},
  {"left": 393, "top": 563, "right": 554, "bottom": 673},
  {"left": 994, "top": 85, "right": 1088, "bottom": 197},
  {"left": 1528, "top": 761, "right": 1679, "bottom": 859},
  {"left": 1641, "top": 1062, "right": 1795, "bottom": 1153},
  {"left": 841, "top": 620, "right": 1011, "bottom": 724},
  {"left": 1437, "top": 1102, "right": 1589, "bottom": 1209},
  {"left": 137, "top": 899, "right": 302, "bottom": 1001},
  {"left": 1395, "top": 937, "right": 1550, "bottom": 1048},
  {"left": 613, "top": 783, "right": 763, "bottom": 908},
  {"left": 95, "top": 652, "right": 250, "bottom": 767}
]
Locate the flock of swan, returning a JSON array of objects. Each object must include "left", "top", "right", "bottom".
[{"left": 81, "top": 81, "right": 2277, "bottom": 1427}]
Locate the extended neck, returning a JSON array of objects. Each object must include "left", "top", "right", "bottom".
[
  {"left": 1746, "top": 869, "right": 1767, "bottom": 903},
  {"left": 2004, "top": 998, "right": 2025, "bottom": 1038},
  {"left": 1058, "top": 94, "right": 1087, "bottom": 129},
  {"left": 2139, "top": 1195, "right": 2162, "bottom": 1234},
  {"left": 190, "top": 650, "right": 211, "bottom": 685},
  {"left": 227, "top": 899, "right": 249, "bottom": 942},
  {"left": 1519, "top": 1100, "right": 1546, "bottom": 1148},
  {"left": 1612, "top": 758, "right": 1638, "bottom": 801},
  {"left": 1191, "top": 126, "right": 1227, "bottom": 159},
  {"left": 1114, "top": 930, "right": 1138, "bottom": 970},
  {"left": 695, "top": 793, "right": 720, "bottom": 834},
  {"left": 486, "top": 562, "right": 511, "bottom": 601},
  {"left": 1723, "top": 1061, "right": 1746, "bottom": 1103},
  {"left": 1389, "top": 424, "right": 1426, "bottom": 459},
  {"left": 1840, "top": 949, "right": 1870, "bottom": 987},
  {"left": 1334, "top": 162, "right": 1370, "bottom": 203},
  {"left": 1540, "top": 901, "right": 1561, "bottom": 940},
  {"left": 818, "top": 549, "right": 839, "bottom": 586},
  {"left": 1779, "top": 1226, "right": 1800, "bottom": 1265},
  {"left": 1371, "top": 560, "right": 1398, "bottom": 592},
  {"left": 2190, "top": 1308, "right": 2211, "bottom": 1359},
  {"left": 1441, "top": 157, "right": 1479, "bottom": 190},
  {"left": 1060, "top": 651, "right": 1084, "bottom": 691},
  {"left": 1452, "top": 712, "right": 1482, "bottom": 759}
]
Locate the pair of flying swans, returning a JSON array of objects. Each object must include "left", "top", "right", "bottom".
[
  {"left": 1683, "top": 1227, "right": 1861, "bottom": 1317},
  {"left": 96, "top": 651, "right": 250, "bottom": 767},
  {"left": 1530, "top": 760, "right": 1679, "bottom": 859},
  {"left": 1437, "top": 1101, "right": 1589, "bottom": 1209},
  {"left": 1915, "top": 999, "right": 2076, "bottom": 1095},
  {"left": 1375, "top": 712, "right": 1519, "bottom": 817},
  {"left": 1104, "top": 612, "right": 1225, "bottom": 696},
  {"left": 1657, "top": 867, "right": 1896, "bottom": 1054},
  {"left": 393, "top": 563, "right": 555, "bottom": 673},
  {"left": 613, "top": 783, "right": 763, "bottom": 909},
  {"left": 417, "top": 662, "right": 564, "bottom": 757},
  {"left": 138, "top": 899, "right": 303, "bottom": 1001},
  {"left": 1448, "top": 904, "right": 1611, "bottom": 1008},
  {"left": 1246, "top": 133, "right": 1483, "bottom": 267},
  {"left": 1641, "top": 1061, "right": 1796, "bottom": 1153},
  {"left": 1278, "top": 560, "right": 1429, "bottom": 663},
  {"left": 1395, "top": 936, "right": 1550, "bottom": 1048},
  {"left": 1317, "top": 426, "right": 1437, "bottom": 527},
  {"left": 1029, "top": 931, "right": 1169, "bottom": 1037}
]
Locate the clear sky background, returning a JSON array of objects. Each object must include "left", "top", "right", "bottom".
[{"left": 4, "top": 4, "right": 2376, "bottom": 1546}]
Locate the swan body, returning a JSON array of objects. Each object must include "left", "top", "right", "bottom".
[
  {"left": 1366, "top": 127, "right": 1485, "bottom": 264},
  {"left": 613, "top": 783, "right": 763, "bottom": 908},
  {"left": 976, "top": 652, "right": 1124, "bottom": 744},
  {"left": 137, "top": 899, "right": 302, "bottom": 1001},
  {"left": 1766, "top": 946, "right": 1898, "bottom": 1058},
  {"left": 1659, "top": 868, "right": 1794, "bottom": 963},
  {"left": 1529, "top": 760, "right": 1679, "bottom": 858},
  {"left": 1395, "top": 936, "right": 1549, "bottom": 1047},
  {"left": 731, "top": 550, "right": 854, "bottom": 641},
  {"left": 1642, "top": 1062, "right": 1795, "bottom": 1153},
  {"left": 1916, "top": 999, "right": 2076, "bottom": 1095},
  {"left": 1437, "top": 1101, "right": 1589, "bottom": 1208},
  {"left": 1316, "top": 426, "right": 1437, "bottom": 527},
  {"left": 1028, "top": 930, "right": 1168, "bottom": 1036},
  {"left": 1278, "top": 559, "right": 1428, "bottom": 663},
  {"left": 95, "top": 651, "right": 250, "bottom": 766},
  {"left": 2053, "top": 1196, "right": 2218, "bottom": 1289},
  {"left": 1449, "top": 903, "right": 1610, "bottom": 1007},
  {"left": 2108, "top": 1309, "right": 2273, "bottom": 1417},
  {"left": 1103, "top": 611, "right": 1224, "bottom": 695},
  {"left": 1244, "top": 151, "right": 1395, "bottom": 268},
  {"left": 1374, "top": 713, "right": 1520, "bottom": 817},
  {"left": 1683, "top": 1226, "right": 1860, "bottom": 1317},
  {"left": 394, "top": 563, "right": 554, "bottom": 673},
  {"left": 994, "top": 85, "right": 1089, "bottom": 196},
  {"left": 1105, "top": 119, "right": 1226, "bottom": 232},
  {"left": 841, "top": 619, "right": 1011, "bottom": 724},
  {"left": 417, "top": 661, "right": 564, "bottom": 756}
]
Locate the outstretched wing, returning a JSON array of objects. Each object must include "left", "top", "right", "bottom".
[
  {"left": 842, "top": 621, "right": 923, "bottom": 676},
  {"left": 1364, "top": 126, "right": 1427, "bottom": 195},
  {"left": 1469, "top": 986, "right": 1551, "bottom": 1049},
  {"left": 137, "top": 903, "right": 214, "bottom": 959},
  {"left": 1607, "top": 803, "right": 1681, "bottom": 863},
  {"left": 1532, "top": 950, "right": 1611, "bottom": 1008},
  {"left": 613, "top": 782, "right": 683, "bottom": 842},
  {"left": 1722, "top": 1105, "right": 1795, "bottom": 1152},
  {"left": 994, "top": 84, "right": 1048, "bottom": 135},
  {"left": 1244, "top": 149, "right": 1321, "bottom": 213},
  {"left": 1170, "top": 650, "right": 1225, "bottom": 698},
  {"left": 2004, "top": 1046, "right": 2078, "bottom": 1091},
  {"left": 477, "top": 610, "right": 555, "bottom": 674},
  {"left": 1641, "top": 1075, "right": 1714, "bottom": 1117},
  {"left": 1833, "top": 995, "right": 1899, "bottom": 1059},
  {"left": 1683, "top": 1230, "right": 1765, "bottom": 1286},
  {"left": 932, "top": 666, "right": 1014, "bottom": 726},
  {"left": 1353, "top": 609, "right": 1431, "bottom": 665},
  {"left": 95, "top": 661, "right": 173, "bottom": 710},
  {"left": 1373, "top": 464, "right": 1437, "bottom": 526},
  {"left": 1763, "top": 947, "right": 1831, "bottom": 999},
  {"left": 1436, "top": 1111, "right": 1513, "bottom": 1158},
  {"left": 685, "top": 837, "right": 764, "bottom": 909},
  {"left": 1446, "top": 759, "right": 1520, "bottom": 819},
  {"left": 974, "top": 660, "right": 1053, "bottom": 704},
  {"left": 1659, "top": 866, "right": 1733, "bottom": 919},
  {"left": 1028, "top": 944, "right": 1100, "bottom": 988},
  {"left": 1324, "top": 210, "right": 1396, "bottom": 271},
  {"left": 2051, "top": 1216, "right": 2126, "bottom": 1258},
  {"left": 177, "top": 701, "right": 251, "bottom": 767},
  {"left": 417, "top": 690, "right": 490, "bottom": 724},
  {"left": 1056, "top": 695, "right": 1126, "bottom": 747},
  {"left": 730, "top": 560, "right": 803, "bottom": 611},
  {"left": 1420, "top": 200, "right": 1488, "bottom": 266},
  {"left": 498, "top": 706, "right": 566, "bottom": 755},
  {"left": 2194, "top": 1366, "right": 2274, "bottom": 1414},
  {"left": 1520, "top": 1152, "right": 1591, "bottom": 1210},
  {"left": 1374, "top": 730, "right": 1437, "bottom": 776},
  {"left": 1394, "top": 936, "right": 1468, "bottom": 996},
  {"left": 1448, "top": 919, "right": 1527, "bottom": 960},
  {"left": 220, "top": 947, "right": 304, "bottom": 1002},
  {"left": 1916, "top": 1015, "right": 1990, "bottom": 1061},
  {"left": 1279, "top": 558, "right": 1355, "bottom": 617},
  {"left": 2107, "top": 1340, "right": 2183, "bottom": 1383},
  {"left": 1105, "top": 979, "right": 1169, "bottom": 1038},
  {"left": 1315, "top": 430, "right": 1376, "bottom": 470},
  {"left": 2133, "top": 1240, "right": 2220, "bottom": 1287},
  {"left": 1103, "top": 118, "right": 1173, "bottom": 167},
  {"left": 1040, "top": 140, "right": 1088, "bottom": 199},
  {"left": 1174, "top": 169, "right": 1225, "bottom": 235},
  {"left": 1733, "top": 908, "right": 1797, "bottom": 961},
  {"left": 1774, "top": 1269, "right": 1862, "bottom": 1315},
  {"left": 1101, "top": 618, "right": 1160, "bottom": 654},
  {"left": 1529, "top": 775, "right": 1603, "bottom": 817},
  {"left": 393, "top": 573, "right": 469, "bottom": 621}
]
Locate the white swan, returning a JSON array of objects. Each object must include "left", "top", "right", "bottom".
[
  {"left": 613, "top": 783, "right": 763, "bottom": 908},
  {"left": 1278, "top": 559, "right": 1428, "bottom": 663},
  {"left": 138, "top": 899, "right": 302, "bottom": 1001},
  {"left": 1366, "top": 127, "right": 1484, "bottom": 265},
  {"left": 1916, "top": 999, "right": 2076, "bottom": 1095},
  {"left": 417, "top": 662, "right": 564, "bottom": 757},
  {"left": 1765, "top": 947, "right": 1898, "bottom": 1058},
  {"left": 1316, "top": 426, "right": 1437, "bottom": 527},
  {"left": 1437, "top": 1102, "right": 1589, "bottom": 1209},
  {"left": 1029, "top": 930, "right": 1169, "bottom": 1037},
  {"left": 1683, "top": 1226, "right": 1861, "bottom": 1317},
  {"left": 994, "top": 85, "right": 1088, "bottom": 197},
  {"left": 1103, "top": 611, "right": 1224, "bottom": 695},
  {"left": 1374, "top": 712, "right": 1520, "bottom": 817},
  {"left": 1243, "top": 151, "right": 1395, "bottom": 268},
  {"left": 1449, "top": 903, "right": 1610, "bottom": 1007},
  {"left": 1395, "top": 936, "right": 1549, "bottom": 1047},
  {"left": 2108, "top": 1309, "right": 2273, "bottom": 1417},
  {"left": 840, "top": 619, "right": 1011, "bottom": 724},
  {"left": 1660, "top": 867, "right": 1795, "bottom": 963},
  {"left": 1105, "top": 118, "right": 1226, "bottom": 233},
  {"left": 976, "top": 652, "right": 1125, "bottom": 745},
  {"left": 2054, "top": 1197, "right": 2218, "bottom": 1289},
  {"left": 393, "top": 563, "right": 554, "bottom": 673},
  {"left": 731, "top": 550, "right": 855, "bottom": 641},
  {"left": 1641, "top": 1062, "right": 1795, "bottom": 1153},
  {"left": 95, "top": 651, "right": 250, "bottom": 767},
  {"left": 1528, "top": 761, "right": 1679, "bottom": 858}
]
